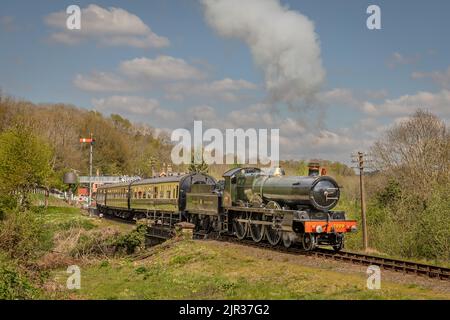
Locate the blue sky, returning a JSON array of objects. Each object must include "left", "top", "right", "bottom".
[{"left": 1, "top": 0, "right": 449, "bottom": 162}]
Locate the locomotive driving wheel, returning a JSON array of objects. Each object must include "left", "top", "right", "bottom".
[
  {"left": 264, "top": 201, "right": 282, "bottom": 245},
  {"left": 233, "top": 212, "right": 248, "bottom": 240},
  {"left": 249, "top": 213, "right": 265, "bottom": 243},
  {"left": 282, "top": 232, "right": 295, "bottom": 248},
  {"left": 302, "top": 233, "right": 316, "bottom": 251},
  {"left": 333, "top": 235, "right": 344, "bottom": 252}
]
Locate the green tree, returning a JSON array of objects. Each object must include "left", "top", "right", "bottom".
[
  {"left": 297, "top": 161, "right": 309, "bottom": 176},
  {"left": 188, "top": 148, "right": 209, "bottom": 174},
  {"left": 0, "top": 125, "right": 53, "bottom": 209}
]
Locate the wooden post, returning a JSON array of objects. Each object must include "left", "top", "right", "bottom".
[{"left": 357, "top": 152, "right": 369, "bottom": 251}]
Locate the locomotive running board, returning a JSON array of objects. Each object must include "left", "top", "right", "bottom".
[
  {"left": 235, "top": 219, "right": 276, "bottom": 226},
  {"left": 224, "top": 205, "right": 295, "bottom": 216}
]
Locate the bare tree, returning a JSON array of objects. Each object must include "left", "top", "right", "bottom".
[{"left": 372, "top": 110, "right": 449, "bottom": 192}]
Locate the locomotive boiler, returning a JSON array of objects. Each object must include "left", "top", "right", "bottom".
[{"left": 251, "top": 174, "right": 340, "bottom": 211}]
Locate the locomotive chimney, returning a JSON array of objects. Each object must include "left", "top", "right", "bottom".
[{"left": 308, "top": 160, "right": 321, "bottom": 176}]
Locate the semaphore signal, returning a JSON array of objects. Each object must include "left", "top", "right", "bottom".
[{"left": 80, "top": 133, "right": 95, "bottom": 207}]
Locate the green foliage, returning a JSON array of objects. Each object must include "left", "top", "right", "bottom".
[
  {"left": 325, "top": 161, "right": 355, "bottom": 176},
  {"left": 0, "top": 125, "right": 53, "bottom": 208},
  {"left": 413, "top": 186, "right": 450, "bottom": 260},
  {"left": 365, "top": 183, "right": 450, "bottom": 261},
  {"left": 70, "top": 230, "right": 119, "bottom": 258},
  {"left": 375, "top": 179, "right": 401, "bottom": 208},
  {"left": 113, "top": 224, "right": 147, "bottom": 254},
  {"left": 57, "top": 219, "right": 96, "bottom": 231},
  {"left": 0, "top": 209, "right": 53, "bottom": 262},
  {"left": 0, "top": 97, "right": 175, "bottom": 178},
  {"left": 70, "top": 224, "right": 147, "bottom": 258},
  {"left": 188, "top": 149, "right": 209, "bottom": 174},
  {"left": 0, "top": 195, "right": 17, "bottom": 219},
  {"left": 297, "top": 161, "right": 309, "bottom": 176},
  {"left": 110, "top": 114, "right": 132, "bottom": 131},
  {"left": 0, "top": 254, "right": 39, "bottom": 299}
]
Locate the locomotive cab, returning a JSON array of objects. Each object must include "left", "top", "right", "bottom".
[{"left": 222, "top": 167, "right": 261, "bottom": 207}]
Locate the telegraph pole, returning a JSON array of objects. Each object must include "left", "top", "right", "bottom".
[{"left": 352, "top": 151, "right": 369, "bottom": 251}]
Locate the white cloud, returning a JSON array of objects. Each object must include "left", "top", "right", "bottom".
[
  {"left": 209, "top": 78, "right": 257, "bottom": 91},
  {"left": 75, "top": 55, "right": 207, "bottom": 93},
  {"left": 362, "top": 90, "right": 450, "bottom": 118},
  {"left": 119, "top": 56, "right": 205, "bottom": 81},
  {"left": 365, "top": 89, "right": 389, "bottom": 100},
  {"left": 318, "top": 88, "right": 359, "bottom": 107},
  {"left": 92, "top": 96, "right": 176, "bottom": 121},
  {"left": 45, "top": 4, "right": 169, "bottom": 48},
  {"left": 75, "top": 56, "right": 256, "bottom": 102},
  {"left": 412, "top": 66, "right": 450, "bottom": 89},
  {"left": 387, "top": 52, "right": 420, "bottom": 69},
  {"left": 165, "top": 78, "right": 257, "bottom": 102},
  {"left": 202, "top": 0, "right": 325, "bottom": 104},
  {"left": 74, "top": 72, "right": 137, "bottom": 92},
  {"left": 188, "top": 105, "right": 218, "bottom": 121}
]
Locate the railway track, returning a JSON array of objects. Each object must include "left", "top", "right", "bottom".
[
  {"left": 97, "top": 213, "right": 450, "bottom": 281},
  {"left": 210, "top": 234, "right": 450, "bottom": 281}
]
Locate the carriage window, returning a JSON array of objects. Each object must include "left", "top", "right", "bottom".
[
  {"left": 167, "top": 190, "right": 171, "bottom": 198},
  {"left": 153, "top": 187, "right": 158, "bottom": 198}
]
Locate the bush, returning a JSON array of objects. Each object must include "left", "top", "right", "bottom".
[
  {"left": 0, "top": 254, "right": 40, "bottom": 299},
  {"left": 366, "top": 182, "right": 450, "bottom": 261},
  {"left": 0, "top": 209, "right": 52, "bottom": 262},
  {"left": 413, "top": 187, "right": 450, "bottom": 261},
  {"left": 70, "top": 228, "right": 120, "bottom": 258},
  {"left": 70, "top": 225, "right": 147, "bottom": 258},
  {"left": 114, "top": 224, "right": 147, "bottom": 254},
  {"left": 0, "top": 195, "right": 17, "bottom": 220}
]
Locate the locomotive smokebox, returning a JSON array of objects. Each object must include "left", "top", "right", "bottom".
[{"left": 63, "top": 172, "right": 78, "bottom": 184}]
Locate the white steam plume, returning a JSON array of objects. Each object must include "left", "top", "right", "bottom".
[{"left": 201, "top": 0, "right": 325, "bottom": 105}]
